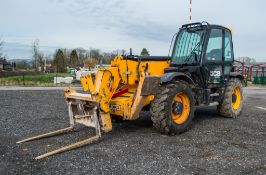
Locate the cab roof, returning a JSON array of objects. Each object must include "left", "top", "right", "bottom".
[{"left": 181, "top": 22, "right": 232, "bottom": 32}]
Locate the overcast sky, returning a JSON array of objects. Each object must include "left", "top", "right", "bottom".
[{"left": 1, "top": 0, "right": 266, "bottom": 61}]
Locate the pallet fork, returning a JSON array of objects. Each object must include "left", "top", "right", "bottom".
[{"left": 17, "top": 92, "right": 103, "bottom": 160}]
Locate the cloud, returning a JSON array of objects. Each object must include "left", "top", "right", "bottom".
[{"left": 0, "top": 0, "right": 266, "bottom": 61}]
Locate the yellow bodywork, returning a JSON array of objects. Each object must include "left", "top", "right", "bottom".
[
  {"left": 76, "top": 55, "right": 170, "bottom": 132},
  {"left": 18, "top": 55, "right": 170, "bottom": 159}
]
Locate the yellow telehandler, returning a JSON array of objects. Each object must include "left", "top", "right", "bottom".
[{"left": 17, "top": 22, "right": 244, "bottom": 159}]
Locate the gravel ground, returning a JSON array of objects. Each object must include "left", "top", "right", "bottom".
[{"left": 0, "top": 88, "right": 265, "bottom": 174}]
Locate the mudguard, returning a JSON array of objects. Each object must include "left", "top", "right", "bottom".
[
  {"left": 160, "top": 72, "right": 195, "bottom": 85},
  {"left": 229, "top": 72, "right": 245, "bottom": 86},
  {"left": 229, "top": 72, "right": 244, "bottom": 80}
]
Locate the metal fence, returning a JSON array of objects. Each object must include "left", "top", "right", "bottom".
[{"left": 253, "top": 76, "right": 266, "bottom": 84}]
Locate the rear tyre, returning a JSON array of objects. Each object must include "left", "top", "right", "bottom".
[
  {"left": 217, "top": 78, "right": 243, "bottom": 118},
  {"left": 150, "top": 81, "right": 195, "bottom": 135}
]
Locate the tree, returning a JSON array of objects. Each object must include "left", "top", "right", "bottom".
[
  {"left": 83, "top": 57, "right": 97, "bottom": 69},
  {"left": 0, "top": 39, "right": 4, "bottom": 58},
  {"left": 89, "top": 48, "right": 101, "bottom": 63},
  {"left": 101, "top": 52, "right": 113, "bottom": 64},
  {"left": 121, "top": 49, "right": 126, "bottom": 55},
  {"left": 32, "top": 39, "right": 44, "bottom": 70},
  {"left": 76, "top": 48, "right": 87, "bottom": 62},
  {"left": 62, "top": 48, "right": 70, "bottom": 66},
  {"left": 140, "top": 48, "right": 150, "bottom": 56},
  {"left": 237, "top": 57, "right": 256, "bottom": 64},
  {"left": 70, "top": 50, "right": 79, "bottom": 67},
  {"left": 53, "top": 49, "right": 67, "bottom": 73}
]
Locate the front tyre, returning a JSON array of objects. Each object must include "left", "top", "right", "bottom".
[
  {"left": 150, "top": 81, "right": 195, "bottom": 135},
  {"left": 217, "top": 78, "right": 244, "bottom": 118}
]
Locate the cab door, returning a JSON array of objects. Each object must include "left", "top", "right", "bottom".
[
  {"left": 205, "top": 28, "right": 224, "bottom": 84},
  {"left": 223, "top": 29, "right": 234, "bottom": 76}
]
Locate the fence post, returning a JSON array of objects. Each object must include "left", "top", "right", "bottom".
[
  {"left": 22, "top": 74, "right": 25, "bottom": 86},
  {"left": 56, "top": 73, "right": 58, "bottom": 86}
]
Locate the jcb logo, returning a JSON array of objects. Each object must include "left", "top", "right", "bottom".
[{"left": 210, "top": 71, "right": 221, "bottom": 77}]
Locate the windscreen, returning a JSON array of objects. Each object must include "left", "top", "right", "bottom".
[{"left": 172, "top": 28, "right": 205, "bottom": 64}]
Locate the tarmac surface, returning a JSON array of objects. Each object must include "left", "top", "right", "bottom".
[{"left": 0, "top": 87, "right": 265, "bottom": 174}]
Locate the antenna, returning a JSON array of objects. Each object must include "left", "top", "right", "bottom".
[{"left": 189, "top": 0, "right": 192, "bottom": 23}]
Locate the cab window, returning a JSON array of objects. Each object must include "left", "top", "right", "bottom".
[
  {"left": 224, "top": 30, "right": 233, "bottom": 62},
  {"left": 206, "top": 29, "right": 223, "bottom": 62}
]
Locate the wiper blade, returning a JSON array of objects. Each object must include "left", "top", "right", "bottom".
[{"left": 184, "top": 41, "right": 201, "bottom": 64}]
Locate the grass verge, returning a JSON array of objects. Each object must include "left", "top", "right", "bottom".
[{"left": 0, "top": 73, "right": 73, "bottom": 86}]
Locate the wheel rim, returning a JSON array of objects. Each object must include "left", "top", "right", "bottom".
[
  {"left": 232, "top": 86, "right": 241, "bottom": 110},
  {"left": 171, "top": 92, "right": 190, "bottom": 124}
]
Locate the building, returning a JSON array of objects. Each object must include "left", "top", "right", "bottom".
[{"left": 0, "top": 59, "right": 12, "bottom": 71}]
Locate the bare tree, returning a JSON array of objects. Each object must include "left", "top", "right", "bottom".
[
  {"left": 89, "top": 48, "right": 101, "bottom": 63},
  {"left": 83, "top": 57, "right": 97, "bottom": 69},
  {"left": 32, "top": 39, "right": 39, "bottom": 69},
  {"left": 76, "top": 48, "right": 87, "bottom": 62},
  {"left": 237, "top": 57, "right": 256, "bottom": 64},
  {"left": 32, "top": 39, "right": 44, "bottom": 70},
  {"left": 0, "top": 38, "right": 4, "bottom": 58},
  {"left": 121, "top": 49, "right": 127, "bottom": 55}
]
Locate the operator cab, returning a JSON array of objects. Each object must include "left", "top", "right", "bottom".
[{"left": 170, "top": 22, "right": 234, "bottom": 87}]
